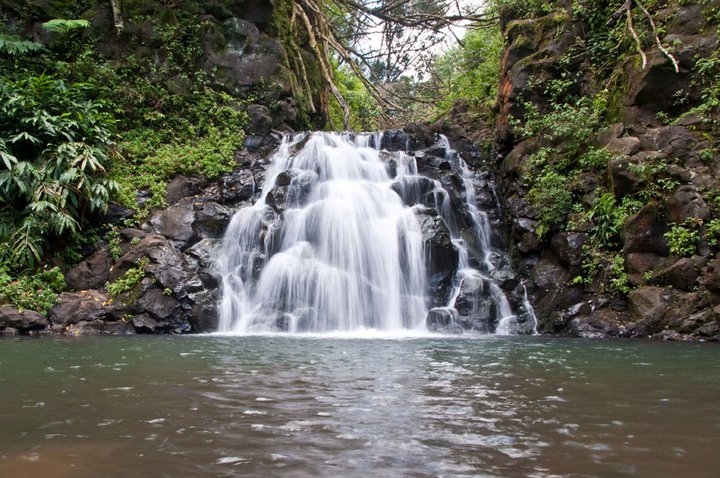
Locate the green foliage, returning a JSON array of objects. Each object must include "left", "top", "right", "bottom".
[
  {"left": 665, "top": 220, "right": 700, "bottom": 256},
  {"left": 0, "top": 34, "right": 44, "bottom": 56},
  {"left": 0, "top": 265, "right": 65, "bottom": 314},
  {"left": 588, "top": 194, "right": 642, "bottom": 247},
  {"left": 42, "top": 19, "right": 90, "bottom": 34},
  {"left": 527, "top": 171, "right": 572, "bottom": 239},
  {"left": 329, "top": 63, "right": 379, "bottom": 131},
  {"left": 706, "top": 218, "right": 720, "bottom": 247},
  {"left": 107, "top": 257, "right": 150, "bottom": 299},
  {"left": 433, "top": 26, "right": 503, "bottom": 110},
  {"left": 0, "top": 74, "right": 117, "bottom": 270}
]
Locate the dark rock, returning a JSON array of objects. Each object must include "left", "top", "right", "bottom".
[
  {"left": 194, "top": 201, "right": 232, "bottom": 238},
  {"left": 132, "top": 314, "right": 158, "bottom": 333},
  {"left": 247, "top": 104, "right": 273, "bottom": 136},
  {"left": 187, "top": 289, "right": 219, "bottom": 332},
  {"left": 65, "top": 320, "right": 103, "bottom": 336},
  {"left": 137, "top": 286, "right": 181, "bottom": 320},
  {"left": 49, "top": 291, "right": 107, "bottom": 327},
  {"left": 65, "top": 249, "right": 111, "bottom": 291},
  {"left": 605, "top": 136, "right": 641, "bottom": 157},
  {"left": 381, "top": 130, "right": 411, "bottom": 151},
  {"left": 532, "top": 259, "right": 570, "bottom": 290},
  {"left": 166, "top": 175, "right": 204, "bottom": 205},
  {"left": 426, "top": 307, "right": 463, "bottom": 334},
  {"left": 0, "top": 307, "right": 48, "bottom": 331},
  {"left": 609, "top": 157, "right": 643, "bottom": 197},
  {"left": 416, "top": 210, "right": 459, "bottom": 305},
  {"left": 568, "top": 308, "right": 624, "bottom": 339},
  {"left": 104, "top": 320, "right": 136, "bottom": 335},
  {"left": 629, "top": 286, "right": 676, "bottom": 333},
  {"left": 149, "top": 198, "right": 196, "bottom": 248},
  {"left": 550, "top": 232, "right": 587, "bottom": 273},
  {"left": 626, "top": 252, "right": 665, "bottom": 285},
  {"left": 654, "top": 256, "right": 708, "bottom": 291},
  {"left": 217, "top": 170, "right": 256, "bottom": 204},
  {"left": 2, "top": 327, "right": 19, "bottom": 336},
  {"left": 665, "top": 185, "right": 710, "bottom": 223},
  {"left": 700, "top": 253, "right": 720, "bottom": 292},
  {"left": 623, "top": 205, "right": 669, "bottom": 255}
]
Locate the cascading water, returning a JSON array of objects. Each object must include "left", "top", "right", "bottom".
[{"left": 217, "top": 132, "right": 529, "bottom": 334}]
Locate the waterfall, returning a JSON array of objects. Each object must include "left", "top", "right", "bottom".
[{"left": 217, "top": 132, "right": 523, "bottom": 334}]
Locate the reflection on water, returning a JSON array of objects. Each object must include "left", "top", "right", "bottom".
[{"left": 1, "top": 336, "right": 719, "bottom": 477}]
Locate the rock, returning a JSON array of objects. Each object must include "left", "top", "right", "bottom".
[
  {"left": 166, "top": 175, "right": 204, "bottom": 205},
  {"left": 532, "top": 259, "right": 570, "bottom": 290},
  {"left": 132, "top": 314, "right": 158, "bottom": 333},
  {"left": 149, "top": 198, "right": 196, "bottom": 248},
  {"left": 665, "top": 185, "right": 710, "bottom": 223},
  {"left": 136, "top": 286, "right": 181, "bottom": 320},
  {"left": 65, "top": 320, "right": 103, "bottom": 336},
  {"left": 416, "top": 210, "right": 459, "bottom": 305},
  {"left": 194, "top": 201, "right": 232, "bottom": 238},
  {"left": 629, "top": 286, "right": 676, "bottom": 333},
  {"left": 426, "top": 307, "right": 463, "bottom": 334},
  {"left": 550, "top": 232, "right": 587, "bottom": 273},
  {"left": 700, "top": 253, "right": 720, "bottom": 292},
  {"left": 609, "top": 157, "right": 643, "bottom": 197},
  {"left": 204, "top": 18, "right": 289, "bottom": 95},
  {"left": 187, "top": 289, "right": 219, "bottom": 332},
  {"left": 65, "top": 249, "right": 111, "bottom": 291},
  {"left": 626, "top": 252, "right": 665, "bottom": 285},
  {"left": 49, "top": 291, "right": 108, "bottom": 327},
  {"left": 0, "top": 307, "right": 48, "bottom": 331},
  {"left": 104, "top": 320, "right": 136, "bottom": 335},
  {"left": 654, "top": 256, "right": 708, "bottom": 291},
  {"left": 568, "top": 309, "right": 623, "bottom": 339},
  {"left": 217, "top": 170, "right": 256, "bottom": 204},
  {"left": 605, "top": 136, "right": 641, "bottom": 157},
  {"left": 247, "top": 104, "right": 273, "bottom": 136},
  {"left": 623, "top": 205, "right": 669, "bottom": 255}
]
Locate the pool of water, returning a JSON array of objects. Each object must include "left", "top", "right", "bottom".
[{"left": 1, "top": 335, "right": 719, "bottom": 477}]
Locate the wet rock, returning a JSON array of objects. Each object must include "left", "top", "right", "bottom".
[
  {"left": 104, "top": 320, "right": 136, "bottom": 335},
  {"left": 623, "top": 205, "right": 669, "bottom": 255},
  {"left": 568, "top": 309, "right": 623, "bottom": 339},
  {"left": 65, "top": 249, "right": 111, "bottom": 291},
  {"left": 381, "top": 130, "right": 411, "bottom": 151},
  {"left": 132, "top": 314, "right": 158, "bottom": 334},
  {"left": 187, "top": 289, "right": 219, "bottom": 332},
  {"left": 700, "top": 253, "right": 720, "bottom": 292},
  {"left": 217, "top": 170, "right": 256, "bottom": 205},
  {"left": 194, "top": 201, "right": 232, "bottom": 238},
  {"left": 137, "top": 286, "right": 182, "bottom": 320},
  {"left": 666, "top": 185, "right": 710, "bottom": 224},
  {"left": 65, "top": 320, "right": 104, "bottom": 336},
  {"left": 416, "top": 210, "right": 459, "bottom": 305},
  {"left": 605, "top": 136, "right": 641, "bottom": 157},
  {"left": 0, "top": 307, "right": 48, "bottom": 332},
  {"left": 609, "top": 157, "right": 643, "bottom": 197},
  {"left": 426, "top": 307, "right": 463, "bottom": 334},
  {"left": 49, "top": 291, "right": 108, "bottom": 327}
]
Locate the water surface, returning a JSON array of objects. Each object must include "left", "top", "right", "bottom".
[{"left": 1, "top": 336, "right": 719, "bottom": 477}]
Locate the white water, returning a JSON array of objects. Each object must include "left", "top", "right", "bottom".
[{"left": 217, "top": 132, "right": 525, "bottom": 334}]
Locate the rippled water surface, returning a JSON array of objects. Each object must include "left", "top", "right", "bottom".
[{"left": 1, "top": 336, "right": 719, "bottom": 477}]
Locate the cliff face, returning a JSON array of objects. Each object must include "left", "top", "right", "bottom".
[{"left": 495, "top": 1, "right": 720, "bottom": 340}]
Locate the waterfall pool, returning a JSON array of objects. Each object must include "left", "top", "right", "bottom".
[{"left": 1, "top": 335, "right": 718, "bottom": 477}]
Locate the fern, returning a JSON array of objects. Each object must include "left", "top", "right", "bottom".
[
  {"left": 0, "top": 34, "right": 44, "bottom": 56},
  {"left": 42, "top": 19, "right": 91, "bottom": 34}
]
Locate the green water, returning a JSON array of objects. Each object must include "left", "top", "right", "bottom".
[{"left": 1, "top": 335, "right": 719, "bottom": 477}]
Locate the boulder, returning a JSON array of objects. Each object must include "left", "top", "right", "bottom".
[
  {"left": 426, "top": 307, "right": 463, "bottom": 334},
  {"left": 247, "top": 104, "right": 273, "bottom": 136},
  {"left": 65, "top": 320, "right": 104, "bottom": 336},
  {"left": 49, "top": 291, "right": 108, "bottom": 327},
  {"left": 550, "top": 232, "right": 587, "bottom": 273},
  {"left": 665, "top": 185, "right": 710, "bottom": 224},
  {"left": 531, "top": 259, "right": 570, "bottom": 290},
  {"left": 416, "top": 210, "right": 459, "bottom": 305},
  {"left": 0, "top": 307, "right": 48, "bottom": 331},
  {"left": 623, "top": 205, "right": 669, "bottom": 255},
  {"left": 132, "top": 314, "right": 158, "bottom": 334},
  {"left": 65, "top": 248, "right": 111, "bottom": 291},
  {"left": 654, "top": 256, "right": 708, "bottom": 291},
  {"left": 629, "top": 286, "right": 676, "bottom": 333},
  {"left": 166, "top": 175, "right": 204, "bottom": 205},
  {"left": 194, "top": 201, "right": 233, "bottom": 238},
  {"left": 149, "top": 198, "right": 196, "bottom": 248}
]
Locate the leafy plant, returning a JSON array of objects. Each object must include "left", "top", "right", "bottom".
[
  {"left": 527, "top": 170, "right": 572, "bottom": 239},
  {"left": 0, "top": 265, "right": 65, "bottom": 314},
  {"left": 665, "top": 221, "right": 700, "bottom": 256},
  {"left": 106, "top": 257, "right": 150, "bottom": 299},
  {"left": 0, "top": 74, "right": 117, "bottom": 270}
]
